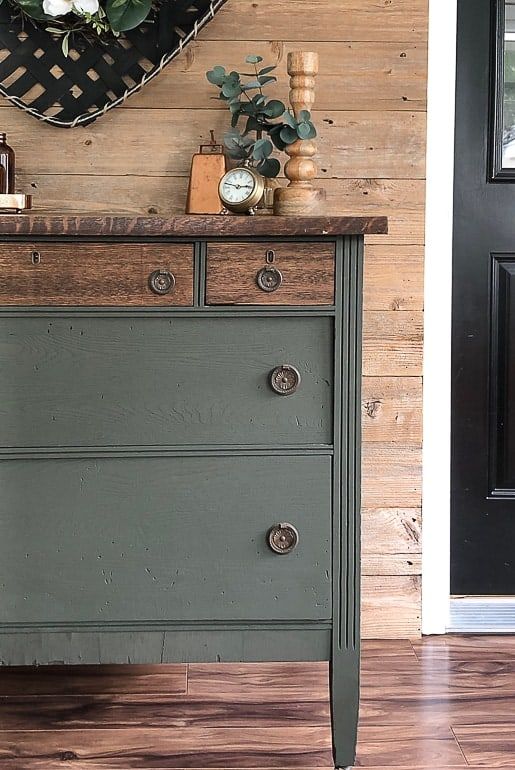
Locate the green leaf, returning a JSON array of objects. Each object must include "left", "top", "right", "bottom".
[
  {"left": 280, "top": 125, "right": 298, "bottom": 145},
  {"left": 244, "top": 116, "right": 262, "bottom": 135},
  {"left": 257, "top": 75, "right": 276, "bottom": 85},
  {"left": 231, "top": 112, "right": 240, "bottom": 128},
  {"left": 269, "top": 123, "right": 287, "bottom": 151},
  {"left": 252, "top": 93, "right": 266, "bottom": 106},
  {"left": 17, "top": 0, "right": 51, "bottom": 20},
  {"left": 245, "top": 54, "right": 263, "bottom": 64},
  {"left": 282, "top": 110, "right": 297, "bottom": 129},
  {"left": 257, "top": 157, "right": 280, "bottom": 178},
  {"left": 297, "top": 122, "right": 312, "bottom": 140},
  {"left": 299, "top": 109, "right": 311, "bottom": 122},
  {"left": 61, "top": 31, "right": 69, "bottom": 56},
  {"left": 252, "top": 137, "right": 273, "bottom": 160},
  {"left": 241, "top": 80, "right": 262, "bottom": 90},
  {"left": 106, "top": 0, "right": 152, "bottom": 32},
  {"left": 258, "top": 64, "right": 277, "bottom": 75},
  {"left": 206, "top": 65, "right": 226, "bottom": 86},
  {"left": 221, "top": 80, "right": 241, "bottom": 98},
  {"left": 263, "top": 99, "right": 285, "bottom": 118}
]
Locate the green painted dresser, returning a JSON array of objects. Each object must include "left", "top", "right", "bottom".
[{"left": 0, "top": 214, "right": 387, "bottom": 768}]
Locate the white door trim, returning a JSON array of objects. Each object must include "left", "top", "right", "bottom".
[{"left": 422, "top": 0, "right": 458, "bottom": 634}]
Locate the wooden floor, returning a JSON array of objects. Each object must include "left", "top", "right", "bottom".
[{"left": 0, "top": 636, "right": 513, "bottom": 768}]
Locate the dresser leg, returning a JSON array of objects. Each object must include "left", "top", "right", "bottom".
[{"left": 330, "top": 647, "right": 360, "bottom": 769}]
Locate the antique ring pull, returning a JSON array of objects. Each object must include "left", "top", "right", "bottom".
[
  {"left": 269, "top": 364, "right": 301, "bottom": 396},
  {"left": 149, "top": 269, "right": 175, "bottom": 295},
  {"left": 267, "top": 523, "right": 299, "bottom": 555},
  {"left": 256, "top": 266, "right": 283, "bottom": 293}
]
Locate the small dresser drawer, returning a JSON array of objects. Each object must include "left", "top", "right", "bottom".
[
  {"left": 206, "top": 242, "right": 335, "bottom": 305},
  {"left": 0, "top": 243, "right": 194, "bottom": 305}
]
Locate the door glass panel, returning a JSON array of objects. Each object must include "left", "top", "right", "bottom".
[{"left": 503, "top": 2, "right": 515, "bottom": 167}]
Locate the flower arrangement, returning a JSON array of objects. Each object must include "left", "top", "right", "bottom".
[
  {"left": 206, "top": 54, "right": 317, "bottom": 178},
  {"left": 4, "top": 0, "right": 156, "bottom": 54}
]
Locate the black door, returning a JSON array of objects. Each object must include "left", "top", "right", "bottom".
[{"left": 452, "top": 0, "right": 515, "bottom": 594}]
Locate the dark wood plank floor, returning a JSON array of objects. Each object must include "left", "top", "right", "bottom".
[{"left": 0, "top": 636, "right": 513, "bottom": 768}]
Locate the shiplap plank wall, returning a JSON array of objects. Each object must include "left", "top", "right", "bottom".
[{"left": 2, "top": 0, "right": 428, "bottom": 637}]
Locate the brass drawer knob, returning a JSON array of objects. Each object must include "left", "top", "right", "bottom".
[
  {"left": 149, "top": 269, "right": 175, "bottom": 295},
  {"left": 267, "top": 523, "right": 299, "bottom": 555},
  {"left": 269, "top": 364, "right": 301, "bottom": 396},
  {"left": 256, "top": 266, "right": 283, "bottom": 293}
]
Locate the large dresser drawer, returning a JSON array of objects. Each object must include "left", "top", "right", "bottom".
[
  {"left": 206, "top": 242, "right": 335, "bottom": 305},
  {"left": 0, "top": 243, "right": 194, "bottom": 305},
  {"left": 0, "top": 316, "right": 333, "bottom": 447},
  {"left": 0, "top": 455, "right": 332, "bottom": 624}
]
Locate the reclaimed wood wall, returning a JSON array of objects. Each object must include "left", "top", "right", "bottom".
[{"left": 1, "top": 0, "right": 427, "bottom": 637}]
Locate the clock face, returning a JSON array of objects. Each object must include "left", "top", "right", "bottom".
[{"left": 220, "top": 168, "right": 256, "bottom": 205}]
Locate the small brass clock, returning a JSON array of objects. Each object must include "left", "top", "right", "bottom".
[{"left": 218, "top": 165, "right": 265, "bottom": 215}]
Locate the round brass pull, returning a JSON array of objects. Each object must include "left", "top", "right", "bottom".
[
  {"left": 267, "top": 523, "right": 299, "bottom": 555},
  {"left": 256, "top": 266, "right": 283, "bottom": 293},
  {"left": 149, "top": 269, "right": 175, "bottom": 295},
  {"left": 269, "top": 364, "right": 301, "bottom": 396}
]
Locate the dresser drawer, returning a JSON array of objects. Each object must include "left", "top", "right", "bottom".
[
  {"left": 0, "top": 243, "right": 194, "bottom": 305},
  {"left": 0, "top": 456, "right": 332, "bottom": 624},
  {"left": 0, "top": 316, "right": 333, "bottom": 447},
  {"left": 206, "top": 242, "right": 335, "bottom": 305}
]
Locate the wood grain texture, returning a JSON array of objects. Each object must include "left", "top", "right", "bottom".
[
  {"left": 361, "top": 577, "right": 421, "bottom": 638},
  {"left": 0, "top": 215, "right": 386, "bottom": 238},
  {"left": 5, "top": 109, "right": 425, "bottom": 180},
  {"left": 91, "top": 40, "right": 426, "bottom": 112},
  {"left": 0, "top": 243, "right": 194, "bottom": 306},
  {"left": 206, "top": 243, "right": 335, "bottom": 305},
  {"left": 2, "top": 637, "right": 514, "bottom": 769},
  {"left": 362, "top": 377, "right": 422, "bottom": 443}
]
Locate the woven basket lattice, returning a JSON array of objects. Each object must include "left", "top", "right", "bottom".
[{"left": 0, "top": 0, "right": 226, "bottom": 127}]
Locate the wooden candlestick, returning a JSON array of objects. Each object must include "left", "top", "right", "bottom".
[{"left": 274, "top": 51, "right": 326, "bottom": 216}]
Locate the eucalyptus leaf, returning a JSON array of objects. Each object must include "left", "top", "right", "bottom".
[
  {"left": 241, "top": 80, "right": 262, "bottom": 90},
  {"left": 257, "top": 157, "right": 280, "bottom": 178},
  {"left": 297, "top": 122, "right": 313, "bottom": 140},
  {"left": 280, "top": 125, "right": 298, "bottom": 145},
  {"left": 245, "top": 117, "right": 262, "bottom": 135},
  {"left": 263, "top": 99, "right": 285, "bottom": 118},
  {"left": 252, "top": 138, "right": 273, "bottom": 160},
  {"left": 258, "top": 64, "right": 277, "bottom": 75},
  {"left": 106, "top": 0, "right": 152, "bottom": 32},
  {"left": 222, "top": 80, "right": 241, "bottom": 98},
  {"left": 299, "top": 109, "right": 311, "bottom": 122},
  {"left": 245, "top": 54, "right": 263, "bottom": 64},
  {"left": 282, "top": 110, "right": 296, "bottom": 129},
  {"left": 257, "top": 75, "right": 276, "bottom": 86},
  {"left": 206, "top": 65, "right": 226, "bottom": 86}
]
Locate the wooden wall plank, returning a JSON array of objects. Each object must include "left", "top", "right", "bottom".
[
  {"left": 361, "top": 576, "right": 422, "bottom": 638},
  {"left": 9, "top": 109, "right": 426, "bottom": 180},
  {"left": 364, "top": 245, "right": 424, "bottom": 310},
  {"left": 362, "top": 508, "right": 422, "bottom": 555},
  {"left": 362, "top": 444, "right": 422, "bottom": 509},
  {"left": 201, "top": 0, "right": 429, "bottom": 43},
  {"left": 70, "top": 40, "right": 425, "bottom": 113},
  {"left": 363, "top": 311, "right": 424, "bottom": 376},
  {"left": 362, "top": 376, "right": 422, "bottom": 443}
]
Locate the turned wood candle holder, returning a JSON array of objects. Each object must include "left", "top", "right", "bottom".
[{"left": 274, "top": 51, "right": 326, "bottom": 217}]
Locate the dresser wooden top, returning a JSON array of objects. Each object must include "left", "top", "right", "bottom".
[{"left": 0, "top": 214, "right": 388, "bottom": 238}]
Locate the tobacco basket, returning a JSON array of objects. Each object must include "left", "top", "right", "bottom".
[{"left": 0, "top": 0, "right": 226, "bottom": 127}]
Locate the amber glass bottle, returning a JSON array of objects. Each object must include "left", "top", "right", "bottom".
[{"left": 0, "top": 134, "right": 15, "bottom": 194}]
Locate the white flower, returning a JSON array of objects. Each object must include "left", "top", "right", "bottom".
[
  {"left": 73, "top": 0, "right": 99, "bottom": 15},
  {"left": 43, "top": 0, "right": 73, "bottom": 16}
]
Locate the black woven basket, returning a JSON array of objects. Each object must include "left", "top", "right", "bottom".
[{"left": 0, "top": 0, "right": 226, "bottom": 127}]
